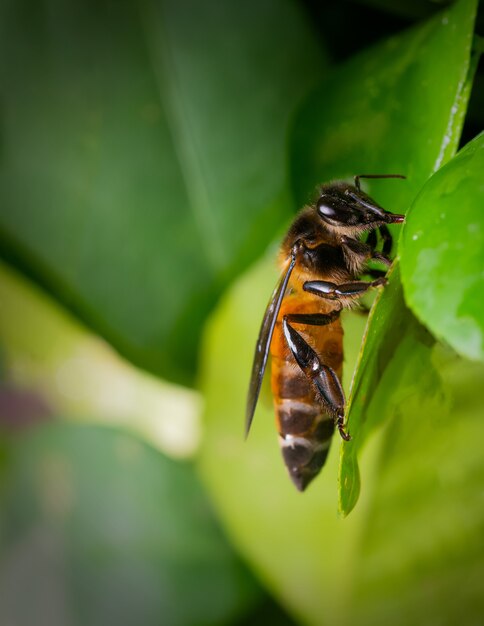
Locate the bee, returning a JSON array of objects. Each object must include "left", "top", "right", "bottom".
[{"left": 246, "top": 174, "right": 405, "bottom": 491}]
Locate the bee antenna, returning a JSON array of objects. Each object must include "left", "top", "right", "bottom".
[{"left": 354, "top": 174, "right": 406, "bottom": 192}]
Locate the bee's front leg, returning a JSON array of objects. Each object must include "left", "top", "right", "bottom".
[
  {"left": 361, "top": 224, "right": 394, "bottom": 256},
  {"left": 379, "top": 224, "right": 393, "bottom": 256}
]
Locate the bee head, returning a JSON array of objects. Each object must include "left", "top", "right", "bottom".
[{"left": 316, "top": 183, "right": 404, "bottom": 232}]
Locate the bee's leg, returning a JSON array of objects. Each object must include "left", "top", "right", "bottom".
[
  {"left": 340, "top": 235, "right": 390, "bottom": 268},
  {"left": 282, "top": 317, "right": 350, "bottom": 441},
  {"left": 303, "top": 277, "right": 386, "bottom": 301},
  {"left": 379, "top": 224, "right": 393, "bottom": 256},
  {"left": 340, "top": 235, "right": 372, "bottom": 258},
  {"left": 365, "top": 225, "right": 393, "bottom": 257},
  {"left": 371, "top": 252, "right": 391, "bottom": 267},
  {"left": 284, "top": 310, "right": 341, "bottom": 326},
  {"left": 366, "top": 229, "right": 378, "bottom": 250}
]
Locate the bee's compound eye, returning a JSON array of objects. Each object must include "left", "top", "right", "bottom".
[
  {"left": 317, "top": 196, "right": 354, "bottom": 225},
  {"left": 316, "top": 198, "right": 339, "bottom": 220}
]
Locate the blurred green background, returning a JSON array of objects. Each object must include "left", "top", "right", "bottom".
[{"left": 0, "top": 0, "right": 483, "bottom": 624}]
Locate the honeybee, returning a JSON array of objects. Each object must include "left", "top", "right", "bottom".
[{"left": 246, "top": 174, "right": 405, "bottom": 491}]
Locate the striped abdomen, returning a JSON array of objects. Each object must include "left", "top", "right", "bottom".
[{"left": 270, "top": 292, "right": 343, "bottom": 491}]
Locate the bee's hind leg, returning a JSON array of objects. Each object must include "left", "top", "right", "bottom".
[{"left": 282, "top": 316, "right": 350, "bottom": 441}]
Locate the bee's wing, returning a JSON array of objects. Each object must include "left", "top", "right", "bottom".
[{"left": 245, "top": 253, "right": 297, "bottom": 437}]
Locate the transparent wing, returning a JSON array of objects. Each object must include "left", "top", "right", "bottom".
[{"left": 245, "top": 253, "right": 297, "bottom": 437}]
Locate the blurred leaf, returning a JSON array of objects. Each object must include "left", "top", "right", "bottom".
[
  {"left": 0, "top": 0, "right": 326, "bottom": 386},
  {"left": 0, "top": 422, "right": 259, "bottom": 626},
  {"left": 352, "top": 0, "right": 451, "bottom": 20},
  {"left": 400, "top": 132, "right": 484, "bottom": 361},
  {"left": 0, "top": 260, "right": 201, "bottom": 458}
]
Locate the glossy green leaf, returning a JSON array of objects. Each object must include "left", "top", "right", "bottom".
[
  {"left": 0, "top": 0, "right": 325, "bottom": 386},
  {"left": 0, "top": 422, "right": 258, "bottom": 626},
  {"left": 400, "top": 132, "right": 484, "bottom": 361}
]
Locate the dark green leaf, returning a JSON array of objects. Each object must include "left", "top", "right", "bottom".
[
  {"left": 400, "top": 132, "right": 484, "bottom": 361},
  {"left": 352, "top": 0, "right": 449, "bottom": 21},
  {"left": 0, "top": 0, "right": 325, "bottom": 385},
  {"left": 0, "top": 422, "right": 258, "bottom": 626}
]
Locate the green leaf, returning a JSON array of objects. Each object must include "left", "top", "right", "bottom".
[
  {"left": 400, "top": 132, "right": 484, "bottom": 361},
  {"left": 0, "top": 422, "right": 258, "bottom": 626},
  {"left": 0, "top": 0, "right": 325, "bottom": 386}
]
